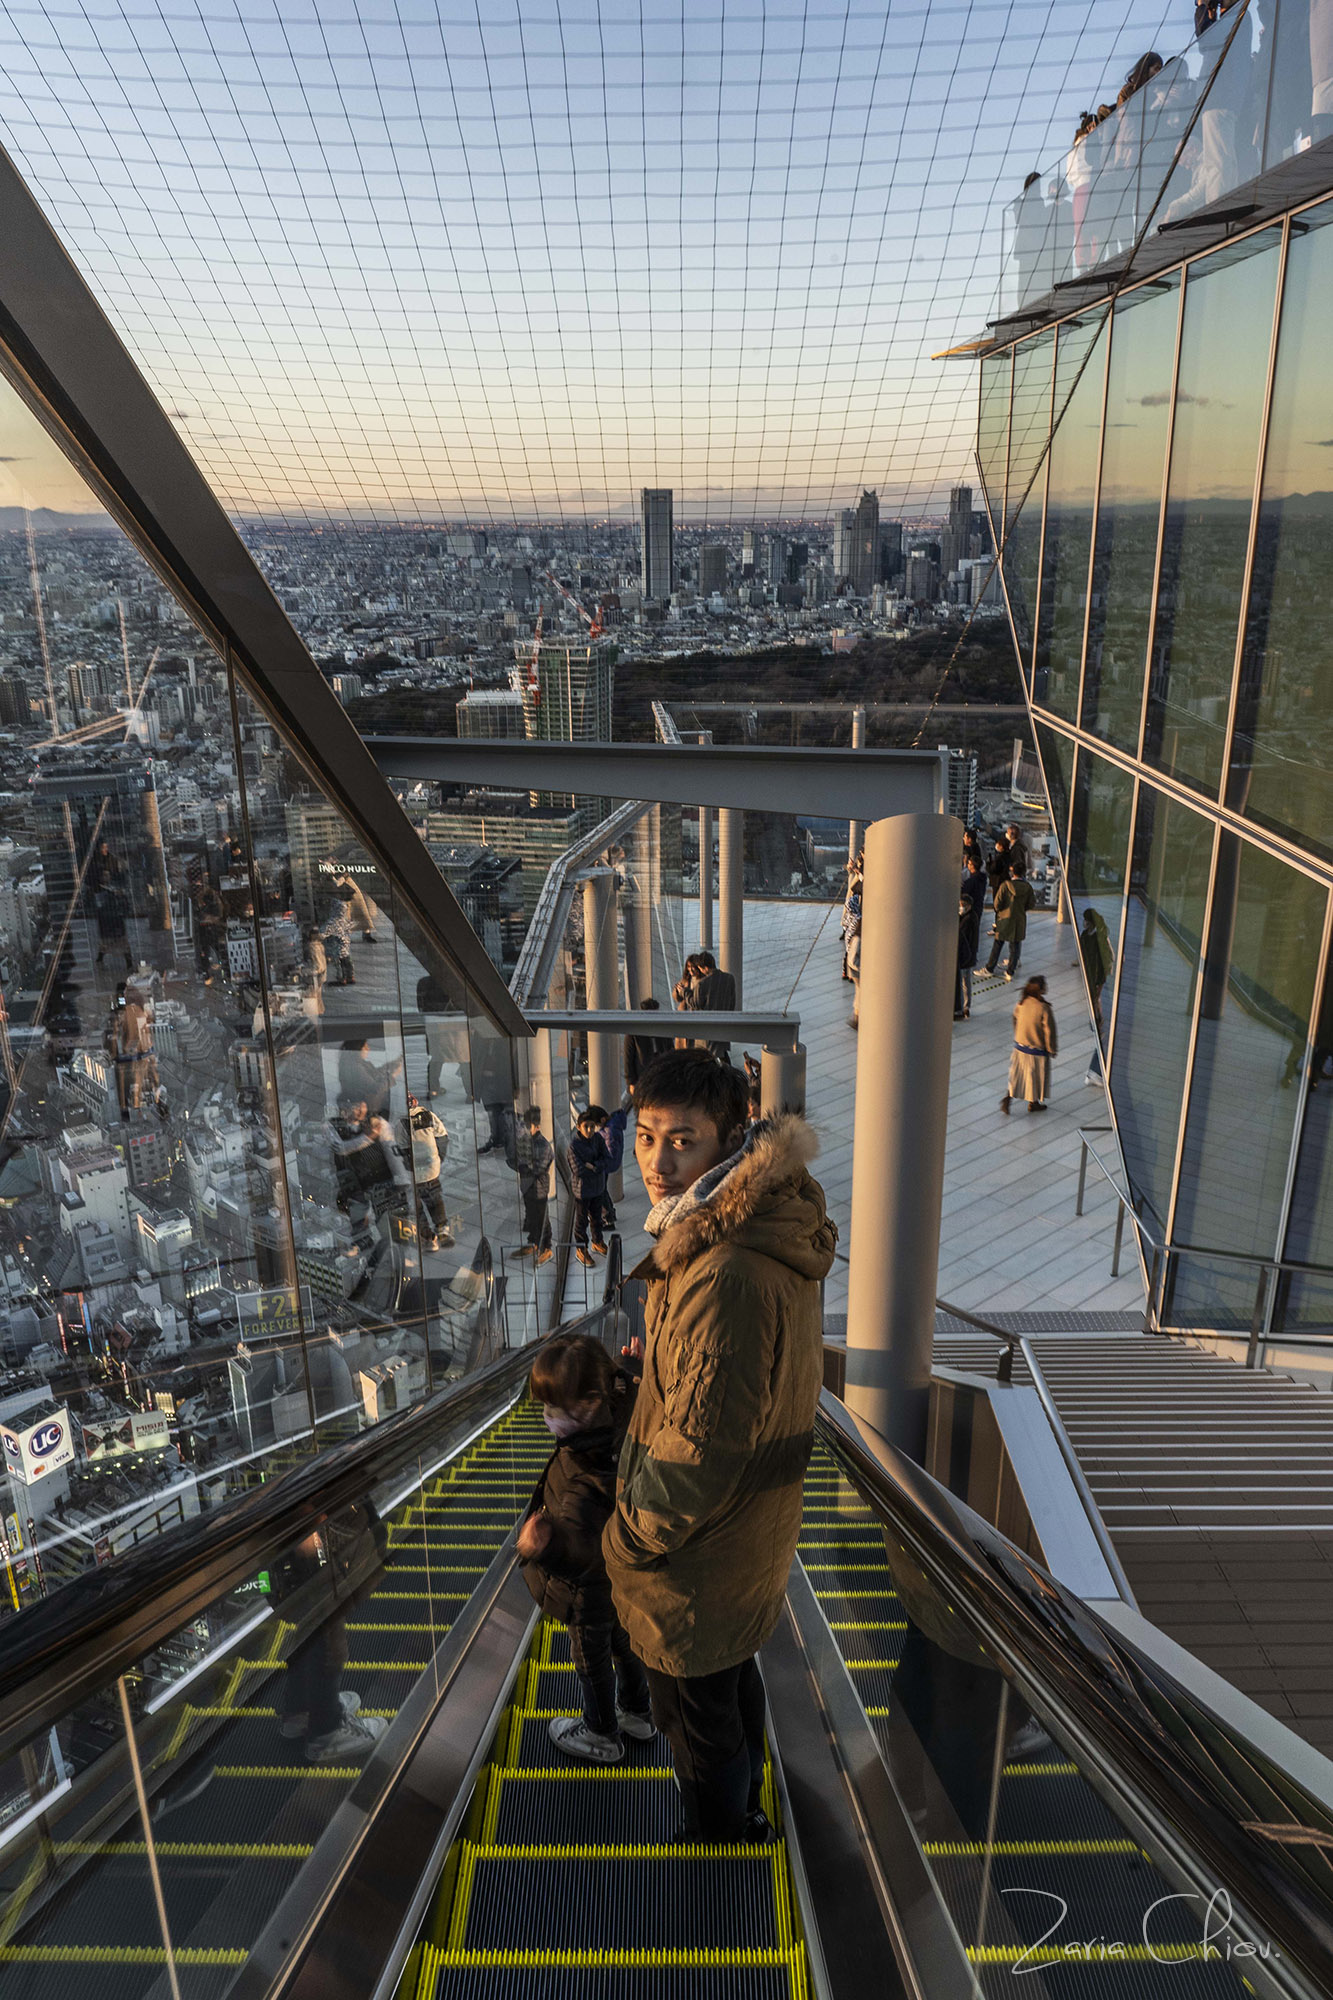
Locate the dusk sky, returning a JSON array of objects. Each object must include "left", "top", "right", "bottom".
[{"left": 0, "top": 0, "right": 1183, "bottom": 526}]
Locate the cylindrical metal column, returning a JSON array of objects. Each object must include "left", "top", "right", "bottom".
[
  {"left": 844, "top": 812, "right": 961, "bottom": 1463},
  {"left": 847, "top": 706, "right": 867, "bottom": 862},
  {"left": 718, "top": 807, "right": 744, "bottom": 1007},
  {"left": 583, "top": 871, "right": 620, "bottom": 1112},
  {"left": 761, "top": 1043, "right": 806, "bottom": 1120},
  {"left": 699, "top": 805, "right": 714, "bottom": 952}
]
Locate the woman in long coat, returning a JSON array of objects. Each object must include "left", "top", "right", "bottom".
[{"left": 1001, "top": 975, "right": 1057, "bottom": 1114}]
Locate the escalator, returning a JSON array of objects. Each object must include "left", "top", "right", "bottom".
[{"left": 5, "top": 1316, "right": 1333, "bottom": 2000}]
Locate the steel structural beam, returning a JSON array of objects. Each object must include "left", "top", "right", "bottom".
[
  {"left": 367, "top": 738, "right": 948, "bottom": 820},
  {"left": 530, "top": 1008, "right": 799, "bottom": 1047},
  {"left": 0, "top": 141, "right": 527, "bottom": 1040}
]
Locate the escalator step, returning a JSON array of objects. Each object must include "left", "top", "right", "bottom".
[
  {"left": 458, "top": 1849, "right": 783, "bottom": 1951},
  {"left": 491, "top": 1770, "right": 683, "bottom": 1844},
  {"left": 430, "top": 1959, "right": 802, "bottom": 2000}
]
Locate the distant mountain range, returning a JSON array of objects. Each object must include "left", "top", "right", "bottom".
[{"left": 0, "top": 508, "right": 109, "bottom": 533}]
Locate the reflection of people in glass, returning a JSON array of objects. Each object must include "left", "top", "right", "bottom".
[
  {"left": 396, "top": 1093, "right": 453, "bottom": 1250},
  {"left": 270, "top": 1504, "right": 389, "bottom": 1764},
  {"left": 107, "top": 987, "right": 152, "bottom": 1121},
  {"left": 325, "top": 1093, "right": 411, "bottom": 1290},
  {"left": 512, "top": 1105, "right": 554, "bottom": 1260},
  {"left": 333, "top": 872, "right": 380, "bottom": 943},
  {"left": 337, "top": 1037, "right": 401, "bottom": 1121},
  {"left": 301, "top": 925, "right": 327, "bottom": 1017},
  {"left": 1078, "top": 908, "right": 1114, "bottom": 1031},
  {"left": 322, "top": 883, "right": 358, "bottom": 985}
]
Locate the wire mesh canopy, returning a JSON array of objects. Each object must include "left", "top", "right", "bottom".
[{"left": 0, "top": 0, "right": 1176, "bottom": 527}]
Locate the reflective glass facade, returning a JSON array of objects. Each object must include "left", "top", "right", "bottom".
[
  {"left": 992, "top": 192, "right": 1333, "bottom": 1337},
  {"left": 0, "top": 365, "right": 544, "bottom": 1616}
]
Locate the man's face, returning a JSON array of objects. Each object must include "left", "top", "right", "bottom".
[{"left": 635, "top": 1101, "right": 735, "bottom": 1203}]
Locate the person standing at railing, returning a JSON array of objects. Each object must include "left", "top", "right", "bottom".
[
  {"left": 1001, "top": 975, "right": 1059, "bottom": 1116},
  {"left": 605, "top": 1050, "right": 837, "bottom": 1843},
  {"left": 568, "top": 1105, "right": 613, "bottom": 1266}
]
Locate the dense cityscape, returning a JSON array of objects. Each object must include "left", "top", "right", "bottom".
[{"left": 0, "top": 480, "right": 1003, "bottom": 1613}]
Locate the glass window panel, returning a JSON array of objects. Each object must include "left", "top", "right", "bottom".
[
  {"left": 0, "top": 369, "right": 315, "bottom": 1622},
  {"left": 1230, "top": 196, "right": 1333, "bottom": 858},
  {"left": 1033, "top": 720, "right": 1072, "bottom": 845},
  {"left": 1066, "top": 750, "right": 1134, "bottom": 1039},
  {"left": 1156, "top": 5, "right": 1271, "bottom": 230},
  {"left": 1265, "top": 0, "right": 1333, "bottom": 168},
  {"left": 977, "top": 350, "right": 1011, "bottom": 534},
  {"left": 1033, "top": 311, "right": 1107, "bottom": 719},
  {"left": 1003, "top": 331, "right": 1053, "bottom": 667},
  {"left": 1107, "top": 786, "right": 1214, "bottom": 1231},
  {"left": 1174, "top": 838, "right": 1324, "bottom": 1259},
  {"left": 1280, "top": 902, "right": 1333, "bottom": 1270},
  {"left": 229, "top": 691, "right": 435, "bottom": 1435},
  {"left": 1081, "top": 275, "right": 1179, "bottom": 751},
  {"left": 1145, "top": 232, "right": 1278, "bottom": 798},
  {"left": 1165, "top": 1249, "right": 1271, "bottom": 1330}
]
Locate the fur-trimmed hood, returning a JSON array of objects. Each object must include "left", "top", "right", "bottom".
[{"left": 644, "top": 1113, "right": 837, "bottom": 1280}]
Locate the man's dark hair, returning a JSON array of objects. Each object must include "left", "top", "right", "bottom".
[
  {"left": 694, "top": 950, "right": 717, "bottom": 972},
  {"left": 640, "top": 995, "right": 661, "bottom": 1010},
  {"left": 580, "top": 1103, "right": 609, "bottom": 1126},
  {"left": 524, "top": 1104, "right": 543, "bottom": 1125},
  {"left": 633, "top": 1049, "right": 748, "bottom": 1141},
  {"left": 1011, "top": 861, "right": 1027, "bottom": 877}
]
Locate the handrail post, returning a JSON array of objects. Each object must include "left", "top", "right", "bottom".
[
  {"left": 1076, "top": 1138, "right": 1089, "bottom": 1217},
  {"left": 1245, "top": 1266, "right": 1271, "bottom": 1371},
  {"left": 1111, "top": 1199, "right": 1126, "bottom": 1278}
]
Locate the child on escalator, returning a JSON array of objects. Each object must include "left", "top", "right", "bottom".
[{"left": 516, "top": 1333, "right": 655, "bottom": 1765}]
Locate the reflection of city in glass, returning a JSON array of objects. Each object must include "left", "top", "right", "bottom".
[
  {"left": 994, "top": 181, "right": 1333, "bottom": 1340},
  {"left": 0, "top": 379, "right": 546, "bottom": 1622}
]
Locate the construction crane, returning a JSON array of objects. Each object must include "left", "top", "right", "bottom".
[{"left": 541, "top": 568, "right": 604, "bottom": 640}]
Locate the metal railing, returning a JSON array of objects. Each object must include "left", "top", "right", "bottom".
[
  {"left": 1074, "top": 1126, "right": 1333, "bottom": 1367},
  {"left": 934, "top": 1294, "right": 1139, "bottom": 1608}
]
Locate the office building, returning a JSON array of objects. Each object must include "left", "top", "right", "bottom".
[
  {"left": 698, "top": 543, "right": 728, "bottom": 596},
  {"left": 456, "top": 688, "right": 526, "bottom": 740},
  {"left": 640, "top": 487, "right": 674, "bottom": 600},
  {"left": 850, "top": 489, "right": 879, "bottom": 596},
  {"left": 0, "top": 670, "right": 29, "bottom": 728},
  {"left": 31, "top": 746, "right": 173, "bottom": 971},
  {"left": 941, "top": 484, "right": 974, "bottom": 576},
  {"left": 879, "top": 520, "right": 903, "bottom": 581},
  {"left": 904, "top": 549, "right": 939, "bottom": 603}
]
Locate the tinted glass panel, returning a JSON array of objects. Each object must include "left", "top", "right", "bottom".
[
  {"left": 1281, "top": 909, "right": 1333, "bottom": 1272},
  {"left": 1081, "top": 277, "right": 1179, "bottom": 751},
  {"left": 978, "top": 351, "right": 1011, "bottom": 532},
  {"left": 1146, "top": 232, "right": 1278, "bottom": 797},
  {"left": 1033, "top": 312, "right": 1106, "bottom": 719},
  {"left": 1066, "top": 749, "right": 1134, "bottom": 1032},
  {"left": 1108, "top": 786, "right": 1213, "bottom": 1230},
  {"left": 1174, "top": 838, "right": 1324, "bottom": 1258},
  {"left": 1033, "top": 720, "right": 1072, "bottom": 846},
  {"left": 1004, "top": 332, "right": 1053, "bottom": 667},
  {"left": 1231, "top": 198, "right": 1333, "bottom": 857}
]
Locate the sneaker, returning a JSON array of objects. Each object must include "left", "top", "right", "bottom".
[
  {"left": 536, "top": 1246, "right": 554, "bottom": 1264},
  {"left": 1030, "top": 1100, "right": 1048, "bottom": 1113},
  {"left": 741, "top": 1808, "right": 777, "bottom": 1845},
  {"left": 1007, "top": 1718, "right": 1054, "bottom": 1761},
  {"left": 575, "top": 1247, "right": 593, "bottom": 1266},
  {"left": 306, "top": 1713, "right": 387, "bottom": 1765},
  {"left": 548, "top": 1715, "right": 623, "bottom": 1764},
  {"left": 281, "top": 1690, "right": 362, "bottom": 1740},
  {"left": 514, "top": 1244, "right": 537, "bottom": 1259},
  {"left": 1004, "top": 971, "right": 1014, "bottom": 982},
  {"left": 616, "top": 1706, "right": 656, "bottom": 1742},
  {"left": 590, "top": 1240, "right": 608, "bottom": 1256}
]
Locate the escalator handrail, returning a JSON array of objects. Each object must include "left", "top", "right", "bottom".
[
  {"left": 815, "top": 1389, "right": 1333, "bottom": 1996},
  {"left": 0, "top": 1258, "right": 622, "bottom": 1757}
]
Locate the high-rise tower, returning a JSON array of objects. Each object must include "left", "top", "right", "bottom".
[
  {"left": 640, "top": 488, "right": 675, "bottom": 601},
  {"left": 851, "top": 490, "right": 880, "bottom": 596}
]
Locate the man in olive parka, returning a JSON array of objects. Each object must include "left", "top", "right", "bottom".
[{"left": 604, "top": 1050, "right": 837, "bottom": 1840}]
